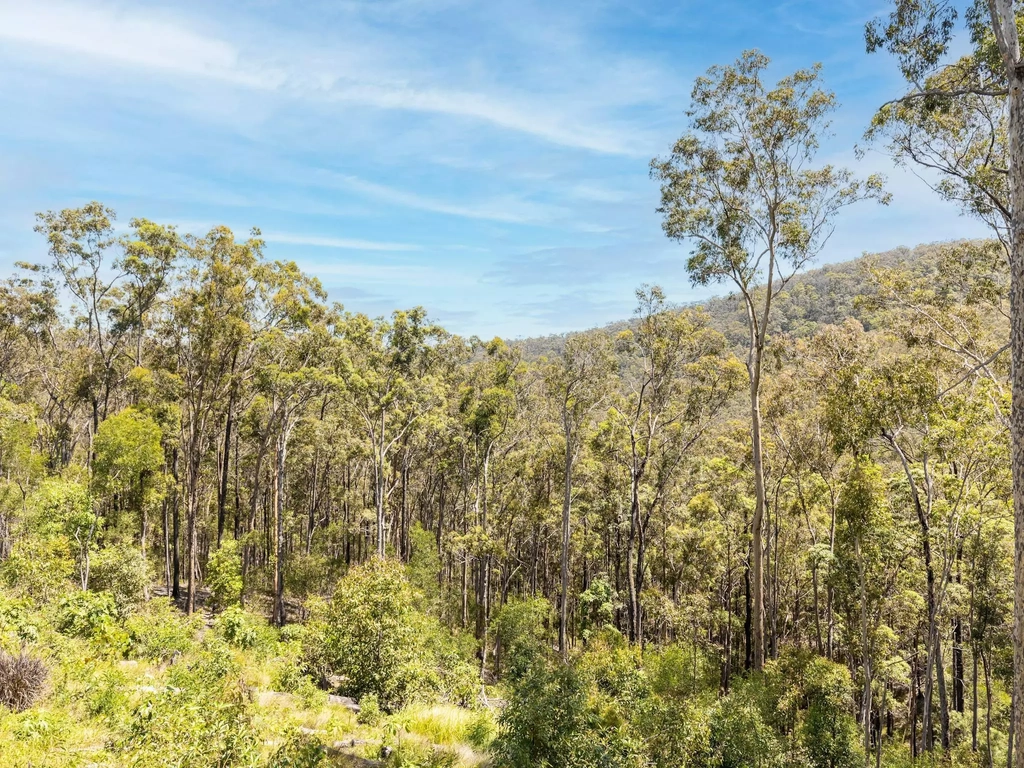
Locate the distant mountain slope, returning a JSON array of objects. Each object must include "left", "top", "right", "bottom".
[{"left": 513, "top": 240, "right": 969, "bottom": 358}]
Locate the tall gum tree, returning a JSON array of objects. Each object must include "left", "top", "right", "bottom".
[
  {"left": 864, "top": 1, "right": 1024, "bottom": 759},
  {"left": 543, "top": 330, "right": 615, "bottom": 657},
  {"left": 651, "top": 50, "right": 888, "bottom": 668}
]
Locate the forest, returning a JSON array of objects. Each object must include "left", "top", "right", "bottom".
[{"left": 3, "top": 1, "right": 1024, "bottom": 767}]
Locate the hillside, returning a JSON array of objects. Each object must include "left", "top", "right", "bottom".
[{"left": 514, "top": 240, "right": 961, "bottom": 358}]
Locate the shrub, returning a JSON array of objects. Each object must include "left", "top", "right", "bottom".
[
  {"left": 215, "top": 605, "right": 275, "bottom": 652},
  {"left": 357, "top": 692, "right": 382, "bottom": 725},
  {"left": 304, "top": 558, "right": 451, "bottom": 710},
  {"left": 56, "top": 589, "right": 121, "bottom": 639},
  {"left": 125, "top": 598, "right": 199, "bottom": 662},
  {"left": 492, "top": 597, "right": 554, "bottom": 679},
  {"left": 492, "top": 655, "right": 642, "bottom": 768},
  {"left": 272, "top": 661, "right": 326, "bottom": 709},
  {"left": 89, "top": 543, "right": 149, "bottom": 610},
  {"left": 108, "top": 643, "right": 261, "bottom": 766},
  {"left": 579, "top": 574, "right": 619, "bottom": 641},
  {"left": 269, "top": 728, "right": 329, "bottom": 767},
  {"left": 709, "top": 695, "right": 783, "bottom": 768},
  {"left": 1, "top": 535, "right": 76, "bottom": 602},
  {"left": 0, "top": 594, "right": 39, "bottom": 646},
  {"left": 206, "top": 539, "right": 243, "bottom": 611},
  {"left": 801, "top": 656, "right": 861, "bottom": 768},
  {"left": 0, "top": 650, "right": 48, "bottom": 712}
]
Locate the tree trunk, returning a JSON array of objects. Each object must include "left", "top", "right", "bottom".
[
  {"left": 273, "top": 424, "right": 288, "bottom": 626},
  {"left": 559, "top": 425, "right": 573, "bottom": 658},
  {"left": 1010, "top": 60, "right": 1024, "bottom": 768},
  {"left": 626, "top": 469, "right": 641, "bottom": 642},
  {"left": 749, "top": 360, "right": 766, "bottom": 671},
  {"left": 217, "top": 394, "right": 234, "bottom": 546},
  {"left": 375, "top": 437, "right": 386, "bottom": 558},
  {"left": 857, "top": 535, "right": 873, "bottom": 765}
]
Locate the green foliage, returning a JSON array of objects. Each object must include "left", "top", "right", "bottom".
[
  {"left": 492, "top": 654, "right": 643, "bottom": 768},
  {"left": 207, "top": 538, "right": 244, "bottom": 611},
  {"left": 492, "top": 597, "right": 555, "bottom": 677},
  {"left": 125, "top": 599, "right": 200, "bottom": 662},
  {"left": 90, "top": 542, "right": 150, "bottom": 609},
  {"left": 216, "top": 606, "right": 275, "bottom": 651},
  {"left": 115, "top": 647, "right": 262, "bottom": 767},
  {"left": 92, "top": 407, "right": 164, "bottom": 500},
  {"left": 708, "top": 695, "right": 782, "bottom": 768},
  {"left": 357, "top": 692, "right": 382, "bottom": 725},
  {"left": 0, "top": 595, "right": 39, "bottom": 647},
  {"left": 56, "top": 590, "right": 123, "bottom": 644},
  {"left": 801, "top": 657, "right": 861, "bottom": 768},
  {"left": 578, "top": 575, "right": 618, "bottom": 642},
  {"left": 268, "top": 729, "right": 329, "bottom": 767},
  {"left": 304, "top": 558, "right": 469, "bottom": 711}
]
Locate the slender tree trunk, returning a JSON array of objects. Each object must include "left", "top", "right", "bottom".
[
  {"left": 626, "top": 469, "right": 641, "bottom": 642},
  {"left": 185, "top": 447, "right": 200, "bottom": 615},
  {"left": 1011, "top": 61, "right": 1024, "bottom": 768},
  {"left": 749, "top": 358, "right": 766, "bottom": 671},
  {"left": 559, "top": 425, "right": 573, "bottom": 658},
  {"left": 857, "top": 535, "right": 873, "bottom": 765},
  {"left": 937, "top": 632, "right": 951, "bottom": 749},
  {"left": 273, "top": 423, "right": 288, "bottom": 626},
  {"left": 217, "top": 391, "right": 234, "bottom": 546},
  {"left": 375, "top": 436, "right": 386, "bottom": 557},
  {"left": 974, "top": 644, "right": 980, "bottom": 752},
  {"left": 985, "top": 8, "right": 1024, "bottom": 765}
]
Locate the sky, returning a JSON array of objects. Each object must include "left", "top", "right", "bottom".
[{"left": 0, "top": 0, "right": 990, "bottom": 338}]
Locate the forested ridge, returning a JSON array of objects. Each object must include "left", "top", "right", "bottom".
[{"left": 4, "top": 3, "right": 1024, "bottom": 766}]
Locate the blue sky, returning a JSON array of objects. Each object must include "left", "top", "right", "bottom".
[{"left": 0, "top": 0, "right": 989, "bottom": 338}]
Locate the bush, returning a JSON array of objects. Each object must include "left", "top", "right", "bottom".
[
  {"left": 56, "top": 590, "right": 121, "bottom": 640},
  {"left": 269, "top": 728, "right": 329, "bottom": 767},
  {"left": 304, "top": 558, "right": 460, "bottom": 710},
  {"left": 113, "top": 644, "right": 261, "bottom": 766},
  {"left": 0, "top": 650, "right": 48, "bottom": 712},
  {"left": 357, "top": 692, "right": 382, "bottom": 725},
  {"left": 492, "top": 597, "right": 554, "bottom": 679},
  {"left": 492, "top": 654, "right": 642, "bottom": 768},
  {"left": 215, "top": 605, "right": 275, "bottom": 652},
  {"left": 1, "top": 535, "right": 76, "bottom": 602},
  {"left": 125, "top": 598, "right": 199, "bottom": 662},
  {"left": 206, "top": 539, "right": 243, "bottom": 611},
  {"left": 801, "top": 657, "right": 861, "bottom": 768},
  {"left": 708, "top": 695, "right": 783, "bottom": 768},
  {"left": 89, "top": 543, "right": 149, "bottom": 610},
  {"left": 0, "top": 595, "right": 39, "bottom": 646}
]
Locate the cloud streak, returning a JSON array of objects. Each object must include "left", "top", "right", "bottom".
[
  {"left": 262, "top": 231, "right": 421, "bottom": 251},
  {"left": 0, "top": 0, "right": 645, "bottom": 155}
]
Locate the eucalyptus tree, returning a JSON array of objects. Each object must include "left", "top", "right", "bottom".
[
  {"left": 459, "top": 337, "right": 532, "bottom": 661},
  {"left": 337, "top": 307, "right": 447, "bottom": 558},
  {"left": 257, "top": 324, "right": 335, "bottom": 626},
  {"left": 543, "top": 330, "right": 615, "bottom": 657},
  {"left": 864, "top": 3, "right": 1024, "bottom": 751},
  {"left": 598, "top": 286, "right": 741, "bottom": 642},
  {"left": 33, "top": 205, "right": 182, "bottom": 438},
  {"left": 169, "top": 226, "right": 266, "bottom": 614},
  {"left": 651, "top": 51, "right": 888, "bottom": 668}
]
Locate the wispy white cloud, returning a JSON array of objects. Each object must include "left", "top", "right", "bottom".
[
  {"left": 262, "top": 232, "right": 421, "bottom": 251},
  {"left": 315, "top": 171, "right": 562, "bottom": 224},
  {"left": 0, "top": 1, "right": 279, "bottom": 87},
  {"left": 294, "top": 259, "right": 478, "bottom": 288},
  {"left": 0, "top": 0, "right": 647, "bottom": 155}
]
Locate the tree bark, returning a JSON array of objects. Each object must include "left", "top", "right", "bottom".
[
  {"left": 559, "top": 423, "right": 573, "bottom": 658},
  {"left": 749, "top": 351, "right": 767, "bottom": 671}
]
